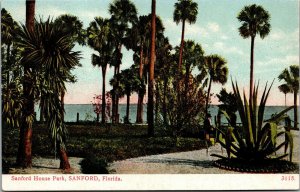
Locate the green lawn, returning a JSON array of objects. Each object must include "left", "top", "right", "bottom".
[{"left": 2, "top": 123, "right": 206, "bottom": 163}]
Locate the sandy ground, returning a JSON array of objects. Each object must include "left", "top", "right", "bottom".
[{"left": 7, "top": 130, "right": 299, "bottom": 174}]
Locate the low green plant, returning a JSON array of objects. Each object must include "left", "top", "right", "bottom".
[
  {"left": 80, "top": 155, "right": 109, "bottom": 174},
  {"left": 212, "top": 81, "right": 294, "bottom": 162}
]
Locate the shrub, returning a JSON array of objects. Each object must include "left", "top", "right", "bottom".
[
  {"left": 80, "top": 155, "right": 109, "bottom": 174},
  {"left": 212, "top": 81, "right": 294, "bottom": 162}
]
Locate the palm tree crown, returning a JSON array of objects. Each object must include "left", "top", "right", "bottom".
[
  {"left": 173, "top": 0, "right": 198, "bottom": 25},
  {"left": 237, "top": 4, "right": 271, "bottom": 39}
]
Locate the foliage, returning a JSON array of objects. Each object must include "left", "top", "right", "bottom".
[
  {"left": 212, "top": 81, "right": 294, "bottom": 162},
  {"left": 161, "top": 74, "right": 206, "bottom": 137},
  {"left": 237, "top": 4, "right": 271, "bottom": 39},
  {"left": 17, "top": 18, "right": 81, "bottom": 151},
  {"left": 173, "top": 0, "right": 198, "bottom": 25},
  {"left": 92, "top": 92, "right": 112, "bottom": 122},
  {"left": 217, "top": 88, "right": 238, "bottom": 124},
  {"left": 2, "top": 123, "right": 207, "bottom": 164},
  {"left": 80, "top": 155, "right": 109, "bottom": 174}
]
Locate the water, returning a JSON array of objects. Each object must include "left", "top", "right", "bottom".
[{"left": 34, "top": 104, "right": 296, "bottom": 124}]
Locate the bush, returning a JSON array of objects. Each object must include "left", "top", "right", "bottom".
[
  {"left": 212, "top": 82, "right": 294, "bottom": 163},
  {"left": 80, "top": 155, "right": 109, "bottom": 174}
]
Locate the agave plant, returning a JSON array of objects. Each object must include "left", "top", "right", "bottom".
[{"left": 212, "top": 81, "right": 294, "bottom": 162}]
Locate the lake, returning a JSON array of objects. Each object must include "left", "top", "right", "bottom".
[{"left": 34, "top": 104, "right": 296, "bottom": 124}]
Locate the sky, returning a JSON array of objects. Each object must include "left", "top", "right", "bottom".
[{"left": 2, "top": 0, "right": 299, "bottom": 106}]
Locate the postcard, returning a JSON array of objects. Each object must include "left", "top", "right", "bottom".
[{"left": 1, "top": 0, "right": 299, "bottom": 191}]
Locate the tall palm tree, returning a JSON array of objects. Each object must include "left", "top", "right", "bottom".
[
  {"left": 129, "top": 14, "right": 165, "bottom": 123},
  {"left": 109, "top": 0, "right": 138, "bottom": 123},
  {"left": 148, "top": 0, "right": 156, "bottom": 136},
  {"left": 18, "top": 19, "right": 81, "bottom": 170},
  {"left": 278, "top": 84, "right": 292, "bottom": 107},
  {"left": 36, "top": 14, "right": 85, "bottom": 123},
  {"left": 17, "top": 0, "right": 36, "bottom": 168},
  {"left": 87, "top": 17, "right": 114, "bottom": 124},
  {"left": 278, "top": 65, "right": 299, "bottom": 129},
  {"left": 237, "top": 4, "right": 271, "bottom": 102},
  {"left": 173, "top": 0, "right": 198, "bottom": 71},
  {"left": 204, "top": 54, "right": 228, "bottom": 115}
]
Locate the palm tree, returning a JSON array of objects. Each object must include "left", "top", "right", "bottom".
[
  {"left": 109, "top": 0, "right": 138, "bottom": 123},
  {"left": 18, "top": 19, "right": 81, "bottom": 170},
  {"left": 148, "top": 0, "right": 156, "bottom": 136},
  {"left": 87, "top": 17, "right": 114, "bottom": 124},
  {"left": 181, "top": 40, "right": 204, "bottom": 92},
  {"left": 173, "top": 0, "right": 198, "bottom": 71},
  {"left": 16, "top": 0, "right": 36, "bottom": 168},
  {"left": 278, "top": 84, "right": 292, "bottom": 107},
  {"left": 129, "top": 14, "right": 165, "bottom": 123},
  {"left": 204, "top": 54, "right": 228, "bottom": 115},
  {"left": 278, "top": 65, "right": 299, "bottom": 129},
  {"left": 237, "top": 4, "right": 271, "bottom": 102}
]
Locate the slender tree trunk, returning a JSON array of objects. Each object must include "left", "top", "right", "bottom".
[
  {"left": 17, "top": 0, "right": 35, "bottom": 168},
  {"left": 185, "top": 65, "right": 190, "bottom": 93},
  {"left": 148, "top": 0, "right": 156, "bottom": 136},
  {"left": 294, "top": 91, "right": 298, "bottom": 129},
  {"left": 178, "top": 20, "right": 186, "bottom": 71},
  {"left": 155, "top": 82, "right": 159, "bottom": 124},
  {"left": 249, "top": 36, "right": 255, "bottom": 103},
  {"left": 205, "top": 78, "right": 213, "bottom": 115},
  {"left": 136, "top": 91, "right": 144, "bottom": 123},
  {"left": 125, "top": 93, "right": 130, "bottom": 123},
  {"left": 112, "top": 66, "right": 117, "bottom": 124},
  {"left": 163, "top": 78, "right": 167, "bottom": 125},
  {"left": 40, "top": 97, "right": 44, "bottom": 122},
  {"left": 285, "top": 94, "right": 287, "bottom": 107},
  {"left": 136, "top": 44, "right": 145, "bottom": 123},
  {"left": 101, "top": 66, "right": 107, "bottom": 124},
  {"left": 61, "top": 90, "right": 65, "bottom": 122},
  {"left": 57, "top": 143, "right": 71, "bottom": 170},
  {"left": 139, "top": 42, "right": 144, "bottom": 78}
]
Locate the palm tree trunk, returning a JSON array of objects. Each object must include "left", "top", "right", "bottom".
[
  {"left": 148, "top": 0, "right": 156, "bottom": 136},
  {"left": 294, "top": 91, "right": 298, "bottom": 129},
  {"left": 57, "top": 143, "right": 71, "bottom": 170},
  {"left": 125, "top": 93, "right": 130, "bottom": 123},
  {"left": 178, "top": 19, "right": 186, "bottom": 71},
  {"left": 250, "top": 36, "right": 255, "bottom": 103},
  {"left": 61, "top": 90, "right": 65, "bottom": 122},
  {"left": 136, "top": 91, "right": 144, "bottom": 123},
  {"left": 163, "top": 77, "right": 167, "bottom": 125},
  {"left": 205, "top": 78, "right": 212, "bottom": 115},
  {"left": 17, "top": 0, "right": 35, "bottom": 168},
  {"left": 101, "top": 66, "right": 107, "bottom": 124}
]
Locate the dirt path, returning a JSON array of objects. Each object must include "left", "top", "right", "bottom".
[{"left": 108, "top": 130, "right": 299, "bottom": 174}]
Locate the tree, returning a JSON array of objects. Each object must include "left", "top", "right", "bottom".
[
  {"left": 278, "top": 65, "right": 299, "bottom": 129},
  {"left": 129, "top": 14, "right": 165, "bottom": 123},
  {"left": 115, "top": 67, "right": 142, "bottom": 123},
  {"left": 173, "top": 0, "right": 198, "bottom": 71},
  {"left": 237, "top": 4, "right": 271, "bottom": 102},
  {"left": 204, "top": 55, "right": 228, "bottom": 115},
  {"left": 109, "top": 0, "right": 138, "bottom": 123},
  {"left": 18, "top": 19, "right": 81, "bottom": 170},
  {"left": 278, "top": 84, "right": 292, "bottom": 107},
  {"left": 87, "top": 17, "right": 114, "bottom": 123},
  {"left": 16, "top": 0, "right": 36, "bottom": 168},
  {"left": 148, "top": 0, "right": 156, "bottom": 136},
  {"left": 53, "top": 14, "right": 85, "bottom": 122}
]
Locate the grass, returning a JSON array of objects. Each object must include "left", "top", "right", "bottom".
[{"left": 2, "top": 123, "right": 206, "bottom": 164}]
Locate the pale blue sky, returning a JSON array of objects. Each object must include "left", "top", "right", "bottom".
[{"left": 2, "top": 0, "right": 299, "bottom": 105}]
